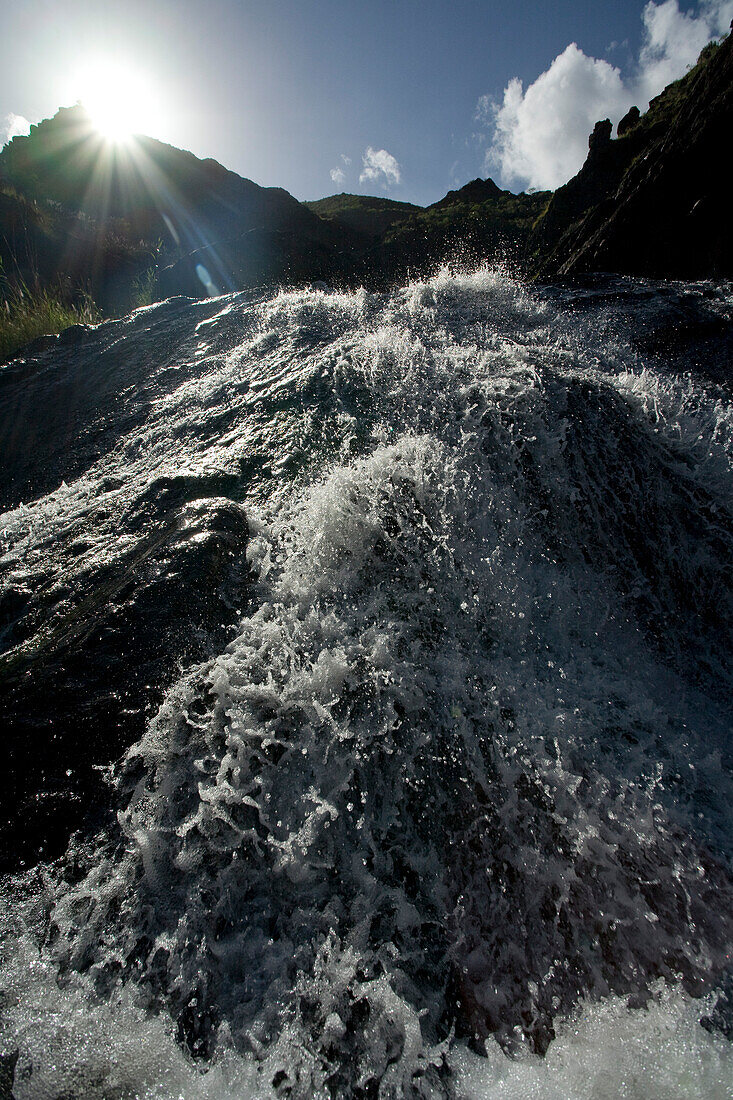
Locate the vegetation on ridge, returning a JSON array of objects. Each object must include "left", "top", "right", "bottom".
[{"left": 305, "top": 194, "right": 421, "bottom": 240}]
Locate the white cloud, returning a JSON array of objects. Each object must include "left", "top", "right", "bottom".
[
  {"left": 1, "top": 113, "right": 31, "bottom": 145},
  {"left": 359, "top": 146, "right": 401, "bottom": 187},
  {"left": 487, "top": 46, "right": 631, "bottom": 191},
  {"left": 482, "top": 0, "right": 732, "bottom": 191},
  {"left": 329, "top": 154, "right": 353, "bottom": 187},
  {"left": 637, "top": 0, "right": 733, "bottom": 99}
]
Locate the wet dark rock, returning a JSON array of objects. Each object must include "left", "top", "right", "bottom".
[
  {"left": 57, "top": 322, "right": 92, "bottom": 346},
  {"left": 0, "top": 294, "right": 237, "bottom": 510},
  {"left": 0, "top": 276, "right": 731, "bottom": 1089},
  {"left": 0, "top": 492, "right": 250, "bottom": 871},
  {"left": 18, "top": 333, "right": 60, "bottom": 357},
  {"left": 700, "top": 970, "right": 733, "bottom": 1040},
  {"left": 0, "top": 1050, "right": 18, "bottom": 1100}
]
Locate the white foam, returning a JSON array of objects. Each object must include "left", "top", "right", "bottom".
[
  {"left": 2, "top": 934, "right": 730, "bottom": 1099},
  {"left": 453, "top": 987, "right": 733, "bottom": 1100}
]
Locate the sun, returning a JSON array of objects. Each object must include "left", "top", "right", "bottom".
[{"left": 72, "top": 59, "right": 166, "bottom": 143}]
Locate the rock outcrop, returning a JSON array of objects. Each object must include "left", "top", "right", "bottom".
[
  {"left": 616, "top": 105, "right": 640, "bottom": 137},
  {"left": 587, "top": 119, "right": 612, "bottom": 154}
]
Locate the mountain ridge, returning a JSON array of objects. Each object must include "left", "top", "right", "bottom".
[{"left": 0, "top": 27, "right": 731, "bottom": 344}]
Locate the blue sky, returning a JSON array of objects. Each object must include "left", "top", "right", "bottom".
[{"left": 1, "top": 0, "right": 730, "bottom": 205}]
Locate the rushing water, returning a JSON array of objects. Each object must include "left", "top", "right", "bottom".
[{"left": 1, "top": 268, "right": 732, "bottom": 1098}]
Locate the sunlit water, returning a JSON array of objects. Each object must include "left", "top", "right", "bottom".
[{"left": 1, "top": 268, "right": 732, "bottom": 1097}]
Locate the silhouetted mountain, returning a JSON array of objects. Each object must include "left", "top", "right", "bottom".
[
  {"left": 372, "top": 180, "right": 549, "bottom": 280},
  {"left": 429, "top": 177, "right": 503, "bottom": 209},
  {"left": 305, "top": 193, "right": 421, "bottom": 240},
  {"left": 306, "top": 182, "right": 549, "bottom": 285},
  {"left": 0, "top": 105, "right": 343, "bottom": 310}
]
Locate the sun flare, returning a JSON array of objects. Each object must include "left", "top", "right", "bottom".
[{"left": 72, "top": 59, "right": 166, "bottom": 143}]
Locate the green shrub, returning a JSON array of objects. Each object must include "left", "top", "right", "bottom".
[{"left": 0, "top": 282, "right": 98, "bottom": 363}]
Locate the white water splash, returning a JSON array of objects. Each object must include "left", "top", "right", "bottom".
[{"left": 1, "top": 268, "right": 732, "bottom": 1097}]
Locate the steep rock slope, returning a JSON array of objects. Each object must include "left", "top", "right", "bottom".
[{"left": 531, "top": 31, "right": 733, "bottom": 278}]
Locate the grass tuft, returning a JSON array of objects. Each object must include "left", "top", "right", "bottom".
[{"left": 0, "top": 282, "right": 98, "bottom": 364}]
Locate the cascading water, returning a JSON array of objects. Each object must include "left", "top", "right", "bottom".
[{"left": 1, "top": 268, "right": 732, "bottom": 1098}]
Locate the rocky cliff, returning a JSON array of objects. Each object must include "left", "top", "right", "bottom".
[{"left": 531, "top": 29, "right": 733, "bottom": 278}]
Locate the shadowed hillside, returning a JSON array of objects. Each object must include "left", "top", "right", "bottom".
[
  {"left": 0, "top": 105, "right": 344, "bottom": 314},
  {"left": 305, "top": 193, "right": 421, "bottom": 240}
]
